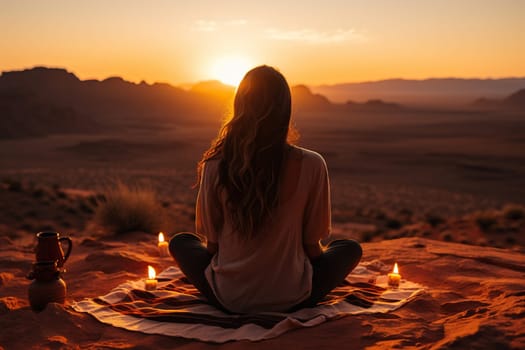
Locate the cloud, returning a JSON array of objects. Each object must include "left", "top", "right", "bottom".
[
  {"left": 193, "top": 20, "right": 217, "bottom": 32},
  {"left": 225, "top": 19, "right": 248, "bottom": 26},
  {"left": 266, "top": 28, "right": 364, "bottom": 44},
  {"left": 193, "top": 19, "right": 247, "bottom": 32}
]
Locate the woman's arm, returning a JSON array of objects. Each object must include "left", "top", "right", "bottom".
[
  {"left": 302, "top": 153, "right": 331, "bottom": 262},
  {"left": 304, "top": 241, "right": 323, "bottom": 261},
  {"left": 207, "top": 241, "right": 218, "bottom": 255},
  {"left": 196, "top": 161, "right": 222, "bottom": 250}
]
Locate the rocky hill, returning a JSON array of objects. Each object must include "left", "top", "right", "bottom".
[
  {"left": 313, "top": 77, "right": 525, "bottom": 105},
  {"left": 0, "top": 91, "right": 99, "bottom": 138},
  {"left": 504, "top": 88, "right": 525, "bottom": 110},
  {"left": 0, "top": 67, "right": 341, "bottom": 138}
]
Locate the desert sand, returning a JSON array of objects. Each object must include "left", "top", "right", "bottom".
[
  {"left": 1, "top": 110, "right": 525, "bottom": 348},
  {"left": 1, "top": 226, "right": 524, "bottom": 349},
  {"left": 1, "top": 68, "right": 524, "bottom": 348},
  {"left": 0, "top": 180, "right": 523, "bottom": 349}
]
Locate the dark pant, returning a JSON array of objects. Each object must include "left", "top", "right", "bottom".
[
  {"left": 168, "top": 233, "right": 225, "bottom": 311},
  {"left": 169, "top": 232, "right": 362, "bottom": 313},
  {"left": 291, "top": 239, "right": 362, "bottom": 310}
]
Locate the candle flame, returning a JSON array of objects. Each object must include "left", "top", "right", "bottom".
[
  {"left": 148, "top": 265, "right": 156, "bottom": 279},
  {"left": 158, "top": 232, "right": 165, "bottom": 243},
  {"left": 393, "top": 262, "right": 399, "bottom": 274}
]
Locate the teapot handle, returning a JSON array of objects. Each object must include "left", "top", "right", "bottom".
[{"left": 59, "top": 237, "right": 73, "bottom": 264}]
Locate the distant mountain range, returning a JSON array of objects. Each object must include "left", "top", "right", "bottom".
[
  {"left": 0, "top": 67, "right": 231, "bottom": 138},
  {"left": 0, "top": 90, "right": 99, "bottom": 138},
  {"left": 0, "top": 67, "right": 344, "bottom": 138},
  {"left": 506, "top": 89, "right": 525, "bottom": 108},
  {"left": 473, "top": 89, "right": 525, "bottom": 110},
  {"left": 0, "top": 67, "right": 523, "bottom": 138},
  {"left": 0, "top": 67, "right": 219, "bottom": 122},
  {"left": 312, "top": 78, "right": 525, "bottom": 106}
]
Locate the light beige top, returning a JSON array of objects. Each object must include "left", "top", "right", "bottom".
[{"left": 196, "top": 146, "right": 331, "bottom": 314}]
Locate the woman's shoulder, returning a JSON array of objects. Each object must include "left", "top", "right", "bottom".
[
  {"left": 202, "top": 157, "right": 221, "bottom": 179},
  {"left": 204, "top": 157, "right": 220, "bottom": 168},
  {"left": 290, "top": 145, "right": 327, "bottom": 168}
]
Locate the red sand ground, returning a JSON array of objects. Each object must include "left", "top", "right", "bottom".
[
  {"left": 1, "top": 107, "right": 524, "bottom": 348},
  {"left": 1, "top": 231, "right": 524, "bottom": 349}
]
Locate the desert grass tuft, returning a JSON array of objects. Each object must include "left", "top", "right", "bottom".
[
  {"left": 505, "top": 236, "right": 516, "bottom": 245},
  {"left": 502, "top": 204, "right": 525, "bottom": 221},
  {"left": 385, "top": 217, "right": 402, "bottom": 230},
  {"left": 95, "top": 181, "right": 166, "bottom": 234},
  {"left": 440, "top": 231, "right": 453, "bottom": 242},
  {"left": 474, "top": 211, "right": 498, "bottom": 232},
  {"left": 361, "top": 230, "right": 378, "bottom": 243},
  {"left": 78, "top": 200, "right": 94, "bottom": 214},
  {"left": 5, "top": 179, "right": 22, "bottom": 192},
  {"left": 87, "top": 195, "right": 99, "bottom": 207},
  {"left": 425, "top": 213, "right": 444, "bottom": 227},
  {"left": 56, "top": 190, "right": 68, "bottom": 199},
  {"left": 31, "top": 187, "right": 46, "bottom": 198}
]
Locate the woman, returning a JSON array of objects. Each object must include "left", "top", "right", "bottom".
[{"left": 170, "top": 65, "right": 362, "bottom": 314}]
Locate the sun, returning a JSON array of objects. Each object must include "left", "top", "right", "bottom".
[{"left": 211, "top": 56, "right": 252, "bottom": 87}]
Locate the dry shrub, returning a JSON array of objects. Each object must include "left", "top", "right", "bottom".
[
  {"left": 31, "top": 187, "right": 46, "bottom": 198},
  {"left": 385, "top": 217, "right": 402, "bottom": 230},
  {"left": 95, "top": 182, "right": 165, "bottom": 234},
  {"left": 502, "top": 204, "right": 525, "bottom": 221},
  {"left": 6, "top": 179, "right": 22, "bottom": 192},
  {"left": 440, "top": 231, "right": 453, "bottom": 242},
  {"left": 474, "top": 211, "right": 498, "bottom": 232},
  {"left": 505, "top": 236, "right": 516, "bottom": 245},
  {"left": 78, "top": 200, "right": 94, "bottom": 214},
  {"left": 361, "top": 231, "right": 378, "bottom": 243},
  {"left": 425, "top": 213, "right": 444, "bottom": 227}
]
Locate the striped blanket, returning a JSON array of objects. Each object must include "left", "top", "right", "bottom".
[{"left": 72, "top": 265, "right": 423, "bottom": 342}]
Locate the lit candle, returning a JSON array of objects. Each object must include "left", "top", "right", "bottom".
[
  {"left": 387, "top": 262, "right": 401, "bottom": 288},
  {"left": 158, "top": 232, "right": 169, "bottom": 257},
  {"left": 145, "top": 265, "right": 157, "bottom": 290}
]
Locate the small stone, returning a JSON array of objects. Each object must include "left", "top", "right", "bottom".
[
  {"left": 0, "top": 297, "right": 22, "bottom": 314},
  {"left": 0, "top": 272, "right": 14, "bottom": 286}
]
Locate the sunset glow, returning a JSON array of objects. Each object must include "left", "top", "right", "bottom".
[
  {"left": 1, "top": 1, "right": 524, "bottom": 85},
  {"left": 211, "top": 56, "right": 252, "bottom": 86}
]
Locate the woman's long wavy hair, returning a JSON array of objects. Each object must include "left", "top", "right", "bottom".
[{"left": 197, "top": 65, "right": 297, "bottom": 238}]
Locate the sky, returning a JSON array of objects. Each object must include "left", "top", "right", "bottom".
[{"left": 1, "top": 0, "right": 524, "bottom": 86}]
